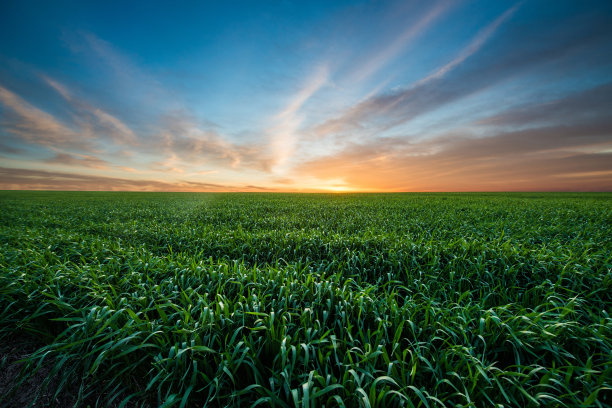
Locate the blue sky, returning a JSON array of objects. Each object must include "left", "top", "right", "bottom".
[{"left": 1, "top": 0, "right": 611, "bottom": 191}]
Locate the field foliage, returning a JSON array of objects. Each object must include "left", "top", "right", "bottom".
[{"left": 0, "top": 192, "right": 610, "bottom": 407}]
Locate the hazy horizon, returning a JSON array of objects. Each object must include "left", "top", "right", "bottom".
[{"left": 1, "top": 1, "right": 611, "bottom": 192}]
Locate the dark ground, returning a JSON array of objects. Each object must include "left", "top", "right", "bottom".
[
  {"left": 0, "top": 336, "right": 79, "bottom": 407},
  {"left": 0, "top": 336, "right": 144, "bottom": 408}
]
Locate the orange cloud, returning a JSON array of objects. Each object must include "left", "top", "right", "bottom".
[
  {"left": 294, "top": 122, "right": 612, "bottom": 192},
  {"left": 0, "top": 167, "right": 277, "bottom": 192},
  {"left": 44, "top": 153, "right": 110, "bottom": 169}
]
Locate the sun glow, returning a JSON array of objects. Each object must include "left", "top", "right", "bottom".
[
  {"left": 316, "top": 178, "right": 373, "bottom": 193},
  {"left": 323, "top": 185, "right": 355, "bottom": 192}
]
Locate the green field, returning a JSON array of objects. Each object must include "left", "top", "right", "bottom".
[{"left": 0, "top": 191, "right": 610, "bottom": 407}]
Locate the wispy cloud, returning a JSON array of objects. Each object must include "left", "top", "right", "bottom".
[
  {"left": 476, "top": 83, "right": 612, "bottom": 127},
  {"left": 0, "top": 166, "right": 276, "bottom": 192},
  {"left": 2, "top": 2, "right": 611, "bottom": 191},
  {"left": 268, "top": 64, "right": 328, "bottom": 173},
  {"left": 296, "top": 84, "right": 612, "bottom": 191},
  {"left": 43, "top": 77, "right": 72, "bottom": 100},
  {"left": 66, "top": 31, "right": 165, "bottom": 98},
  {"left": 0, "top": 74, "right": 139, "bottom": 156},
  {"left": 44, "top": 152, "right": 110, "bottom": 169},
  {"left": 88, "top": 107, "right": 137, "bottom": 144},
  {"left": 151, "top": 111, "right": 267, "bottom": 172},
  {"left": 55, "top": 33, "right": 267, "bottom": 172},
  {"left": 416, "top": 3, "right": 521, "bottom": 85},
  {"left": 0, "top": 86, "right": 86, "bottom": 148},
  {"left": 314, "top": 4, "right": 518, "bottom": 137},
  {"left": 41, "top": 75, "right": 137, "bottom": 145},
  {"left": 296, "top": 135, "right": 612, "bottom": 192},
  {"left": 347, "top": 1, "right": 453, "bottom": 84}
]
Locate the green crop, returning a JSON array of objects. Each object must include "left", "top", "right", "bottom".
[{"left": 0, "top": 191, "right": 610, "bottom": 407}]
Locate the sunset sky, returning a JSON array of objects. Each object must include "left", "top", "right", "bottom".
[{"left": 1, "top": 0, "right": 611, "bottom": 192}]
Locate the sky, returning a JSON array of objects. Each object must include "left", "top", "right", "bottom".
[{"left": 0, "top": 0, "right": 611, "bottom": 192}]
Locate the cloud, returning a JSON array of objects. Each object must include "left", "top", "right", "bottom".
[
  {"left": 295, "top": 85, "right": 612, "bottom": 192},
  {"left": 3, "top": 6, "right": 610, "bottom": 192},
  {"left": 0, "top": 75, "right": 138, "bottom": 154},
  {"left": 273, "top": 177, "right": 295, "bottom": 185},
  {"left": 152, "top": 111, "right": 268, "bottom": 171},
  {"left": 0, "top": 166, "right": 276, "bottom": 192},
  {"left": 347, "top": 0, "right": 453, "bottom": 84},
  {"left": 310, "top": 4, "right": 520, "bottom": 138},
  {"left": 37, "top": 75, "right": 266, "bottom": 173},
  {"left": 296, "top": 142, "right": 612, "bottom": 192},
  {"left": 44, "top": 153, "right": 110, "bottom": 169},
  {"left": 268, "top": 64, "right": 329, "bottom": 173},
  {"left": 66, "top": 31, "right": 163, "bottom": 96},
  {"left": 41, "top": 75, "right": 137, "bottom": 145},
  {"left": 476, "top": 83, "right": 612, "bottom": 127},
  {"left": 58, "top": 31, "right": 178, "bottom": 144},
  {"left": 87, "top": 107, "right": 137, "bottom": 144},
  {"left": 0, "top": 140, "right": 23, "bottom": 154},
  {"left": 49, "top": 34, "right": 268, "bottom": 172},
  {"left": 43, "top": 77, "right": 72, "bottom": 100},
  {"left": 0, "top": 86, "right": 88, "bottom": 148},
  {"left": 311, "top": 3, "right": 611, "bottom": 139},
  {"left": 416, "top": 3, "right": 521, "bottom": 86}
]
